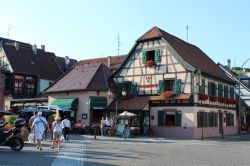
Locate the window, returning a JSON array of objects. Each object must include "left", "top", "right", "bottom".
[
  {"left": 158, "top": 110, "right": 181, "bottom": 127},
  {"left": 218, "top": 84, "right": 223, "bottom": 97},
  {"left": 226, "top": 113, "right": 234, "bottom": 126},
  {"left": 208, "top": 82, "right": 217, "bottom": 97},
  {"left": 117, "top": 81, "right": 137, "bottom": 97},
  {"left": 158, "top": 79, "right": 181, "bottom": 94},
  {"left": 230, "top": 87, "right": 234, "bottom": 99},
  {"left": 142, "top": 49, "right": 161, "bottom": 64},
  {"left": 224, "top": 85, "right": 228, "bottom": 98},
  {"left": 199, "top": 79, "right": 205, "bottom": 94},
  {"left": 25, "top": 76, "right": 36, "bottom": 96},
  {"left": 14, "top": 75, "right": 24, "bottom": 96},
  {"left": 197, "top": 111, "right": 218, "bottom": 128}
]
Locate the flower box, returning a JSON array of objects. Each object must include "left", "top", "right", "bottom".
[
  {"left": 209, "top": 96, "right": 217, "bottom": 102},
  {"left": 144, "top": 60, "right": 154, "bottom": 68},
  {"left": 198, "top": 94, "right": 208, "bottom": 100}
]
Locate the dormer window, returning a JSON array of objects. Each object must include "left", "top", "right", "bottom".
[{"left": 142, "top": 49, "right": 161, "bottom": 67}]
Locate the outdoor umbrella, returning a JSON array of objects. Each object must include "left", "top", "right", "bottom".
[
  {"left": 47, "top": 105, "right": 72, "bottom": 112},
  {"left": 20, "top": 107, "right": 52, "bottom": 113},
  {"left": 117, "top": 111, "right": 136, "bottom": 117},
  {"left": 0, "top": 110, "right": 14, "bottom": 115}
]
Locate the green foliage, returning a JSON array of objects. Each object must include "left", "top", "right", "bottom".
[{"left": 4, "top": 115, "right": 17, "bottom": 124}]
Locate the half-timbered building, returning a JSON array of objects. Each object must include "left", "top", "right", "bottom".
[{"left": 112, "top": 27, "right": 237, "bottom": 138}]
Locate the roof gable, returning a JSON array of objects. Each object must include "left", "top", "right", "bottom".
[
  {"left": 2, "top": 44, "right": 63, "bottom": 80},
  {"left": 136, "top": 26, "right": 163, "bottom": 42},
  {"left": 45, "top": 63, "right": 112, "bottom": 93}
]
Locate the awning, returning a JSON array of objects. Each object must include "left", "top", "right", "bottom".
[
  {"left": 51, "top": 98, "right": 78, "bottom": 111},
  {"left": 88, "top": 96, "right": 107, "bottom": 110},
  {"left": 109, "top": 96, "right": 150, "bottom": 111}
]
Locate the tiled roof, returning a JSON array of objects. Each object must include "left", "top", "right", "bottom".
[
  {"left": 45, "top": 63, "right": 112, "bottom": 93},
  {"left": 109, "top": 96, "right": 149, "bottom": 111},
  {"left": 2, "top": 44, "right": 63, "bottom": 80},
  {"left": 77, "top": 55, "right": 127, "bottom": 70},
  {"left": 137, "top": 27, "right": 234, "bottom": 83}
]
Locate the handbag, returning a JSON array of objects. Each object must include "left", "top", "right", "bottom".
[
  {"left": 60, "top": 135, "right": 65, "bottom": 142},
  {"left": 28, "top": 133, "right": 35, "bottom": 143}
]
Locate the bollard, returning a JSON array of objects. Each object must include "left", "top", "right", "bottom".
[
  {"left": 94, "top": 127, "right": 96, "bottom": 139},
  {"left": 221, "top": 128, "right": 224, "bottom": 139},
  {"left": 201, "top": 127, "right": 204, "bottom": 140}
]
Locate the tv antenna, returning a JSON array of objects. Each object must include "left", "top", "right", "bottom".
[
  {"left": 116, "top": 33, "right": 121, "bottom": 56},
  {"left": 186, "top": 25, "right": 189, "bottom": 42},
  {"left": 7, "top": 24, "right": 12, "bottom": 38}
]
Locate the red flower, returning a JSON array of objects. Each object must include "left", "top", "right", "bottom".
[
  {"left": 144, "top": 60, "right": 154, "bottom": 68},
  {"left": 198, "top": 94, "right": 208, "bottom": 100},
  {"left": 209, "top": 96, "right": 217, "bottom": 102}
]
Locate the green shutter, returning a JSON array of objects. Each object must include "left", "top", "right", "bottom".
[
  {"left": 158, "top": 111, "right": 164, "bottom": 126},
  {"left": 176, "top": 111, "right": 182, "bottom": 127},
  {"left": 142, "top": 51, "right": 147, "bottom": 64},
  {"left": 157, "top": 80, "right": 165, "bottom": 93},
  {"left": 230, "top": 87, "right": 234, "bottom": 99},
  {"left": 232, "top": 114, "right": 234, "bottom": 126},
  {"left": 226, "top": 113, "right": 229, "bottom": 126},
  {"left": 197, "top": 112, "right": 201, "bottom": 128},
  {"left": 208, "top": 82, "right": 211, "bottom": 96},
  {"left": 175, "top": 79, "right": 181, "bottom": 94},
  {"left": 117, "top": 83, "right": 123, "bottom": 93},
  {"left": 215, "top": 113, "right": 218, "bottom": 127},
  {"left": 218, "top": 84, "right": 223, "bottom": 97},
  {"left": 205, "top": 112, "right": 209, "bottom": 127},
  {"left": 215, "top": 84, "right": 217, "bottom": 97},
  {"left": 199, "top": 79, "right": 205, "bottom": 94},
  {"left": 155, "top": 49, "right": 161, "bottom": 63},
  {"left": 209, "top": 113, "right": 212, "bottom": 127},
  {"left": 224, "top": 85, "right": 228, "bottom": 98},
  {"left": 131, "top": 82, "right": 137, "bottom": 96}
]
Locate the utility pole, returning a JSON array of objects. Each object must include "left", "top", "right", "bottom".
[
  {"left": 117, "top": 33, "right": 121, "bottom": 56},
  {"left": 7, "top": 24, "right": 12, "bottom": 38},
  {"left": 186, "top": 25, "right": 189, "bottom": 42}
]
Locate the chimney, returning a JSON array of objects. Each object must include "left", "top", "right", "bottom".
[
  {"left": 65, "top": 56, "right": 70, "bottom": 69},
  {"left": 107, "top": 56, "right": 111, "bottom": 68},
  {"left": 33, "top": 44, "right": 37, "bottom": 54},
  {"left": 41, "top": 45, "right": 45, "bottom": 51},
  {"left": 227, "top": 59, "right": 231, "bottom": 69},
  {"left": 14, "top": 42, "right": 19, "bottom": 51}
]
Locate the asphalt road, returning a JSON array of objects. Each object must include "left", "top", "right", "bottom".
[{"left": 0, "top": 134, "right": 250, "bottom": 166}]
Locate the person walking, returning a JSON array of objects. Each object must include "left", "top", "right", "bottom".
[
  {"left": 29, "top": 112, "right": 37, "bottom": 143},
  {"left": 100, "top": 117, "right": 105, "bottom": 136},
  {"left": 32, "top": 112, "right": 48, "bottom": 151},
  {"left": 51, "top": 116, "right": 63, "bottom": 150},
  {"left": 62, "top": 115, "right": 71, "bottom": 141}
]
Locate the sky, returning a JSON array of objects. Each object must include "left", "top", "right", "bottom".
[{"left": 0, "top": 0, "right": 250, "bottom": 68}]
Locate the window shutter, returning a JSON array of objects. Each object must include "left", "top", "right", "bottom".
[
  {"left": 215, "top": 113, "right": 218, "bottom": 127},
  {"left": 230, "top": 87, "right": 234, "bottom": 99},
  {"left": 232, "top": 114, "right": 234, "bottom": 126},
  {"left": 154, "top": 49, "right": 161, "bottom": 63},
  {"left": 209, "top": 113, "right": 212, "bottom": 127},
  {"left": 142, "top": 51, "right": 147, "bottom": 64},
  {"left": 224, "top": 85, "right": 228, "bottom": 98},
  {"left": 199, "top": 79, "right": 205, "bottom": 94},
  {"left": 158, "top": 111, "right": 164, "bottom": 126},
  {"left": 226, "top": 113, "right": 229, "bottom": 126},
  {"left": 215, "top": 84, "right": 217, "bottom": 97},
  {"left": 175, "top": 79, "right": 181, "bottom": 94},
  {"left": 157, "top": 80, "right": 165, "bottom": 93},
  {"left": 205, "top": 112, "right": 209, "bottom": 127},
  {"left": 131, "top": 82, "right": 137, "bottom": 96},
  {"left": 197, "top": 112, "right": 201, "bottom": 128},
  {"left": 218, "top": 84, "right": 223, "bottom": 97},
  {"left": 175, "top": 111, "right": 182, "bottom": 127},
  {"left": 117, "top": 83, "right": 123, "bottom": 93},
  {"left": 208, "top": 82, "right": 211, "bottom": 96}
]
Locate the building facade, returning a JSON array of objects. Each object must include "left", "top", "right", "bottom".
[{"left": 112, "top": 27, "right": 237, "bottom": 138}]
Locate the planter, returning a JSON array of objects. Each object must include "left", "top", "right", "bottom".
[
  {"left": 144, "top": 60, "right": 154, "bottom": 68},
  {"left": 198, "top": 94, "right": 208, "bottom": 100}
]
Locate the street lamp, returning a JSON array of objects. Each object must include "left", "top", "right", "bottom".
[
  {"left": 238, "top": 58, "right": 250, "bottom": 134},
  {"left": 108, "top": 88, "right": 126, "bottom": 116}
]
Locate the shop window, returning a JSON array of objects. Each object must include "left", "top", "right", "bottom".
[
  {"left": 226, "top": 113, "right": 234, "bottom": 126},
  {"left": 158, "top": 110, "right": 181, "bottom": 127}
]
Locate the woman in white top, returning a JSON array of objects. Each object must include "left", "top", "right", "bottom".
[
  {"left": 32, "top": 112, "right": 48, "bottom": 151},
  {"left": 51, "top": 116, "right": 63, "bottom": 150}
]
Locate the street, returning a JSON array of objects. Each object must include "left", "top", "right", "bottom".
[{"left": 0, "top": 134, "right": 250, "bottom": 166}]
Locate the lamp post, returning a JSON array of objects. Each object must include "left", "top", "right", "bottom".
[
  {"left": 108, "top": 88, "right": 126, "bottom": 116},
  {"left": 238, "top": 58, "right": 250, "bottom": 135}
]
